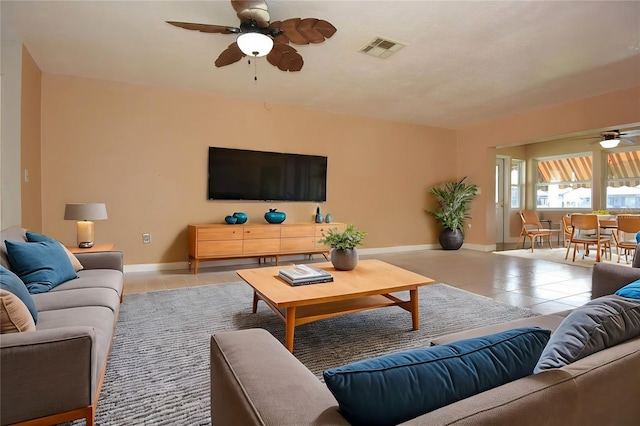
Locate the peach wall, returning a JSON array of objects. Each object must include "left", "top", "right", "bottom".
[
  {"left": 20, "top": 46, "right": 42, "bottom": 232},
  {"left": 456, "top": 86, "right": 640, "bottom": 247},
  {"left": 40, "top": 74, "right": 456, "bottom": 264}
]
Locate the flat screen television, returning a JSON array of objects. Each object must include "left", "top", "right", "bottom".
[{"left": 208, "top": 147, "right": 327, "bottom": 201}]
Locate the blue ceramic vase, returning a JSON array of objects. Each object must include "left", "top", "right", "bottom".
[
  {"left": 315, "top": 206, "right": 323, "bottom": 223},
  {"left": 224, "top": 215, "right": 238, "bottom": 224},
  {"left": 232, "top": 212, "right": 247, "bottom": 224},
  {"left": 264, "top": 209, "right": 286, "bottom": 224}
]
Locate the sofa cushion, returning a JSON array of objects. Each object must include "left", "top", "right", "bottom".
[
  {"left": 51, "top": 269, "right": 123, "bottom": 295},
  {"left": 535, "top": 295, "right": 640, "bottom": 373},
  {"left": 0, "top": 226, "right": 27, "bottom": 269},
  {"left": 0, "top": 289, "right": 36, "bottom": 333},
  {"left": 615, "top": 279, "right": 640, "bottom": 300},
  {"left": 0, "top": 265, "right": 37, "bottom": 323},
  {"left": 5, "top": 240, "right": 78, "bottom": 294},
  {"left": 323, "top": 327, "right": 551, "bottom": 426},
  {"left": 33, "top": 287, "right": 120, "bottom": 313},
  {"left": 26, "top": 231, "right": 83, "bottom": 272}
]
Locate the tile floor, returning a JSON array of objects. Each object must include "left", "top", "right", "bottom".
[{"left": 123, "top": 247, "right": 594, "bottom": 315}]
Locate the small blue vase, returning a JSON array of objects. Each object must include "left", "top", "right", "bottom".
[
  {"left": 325, "top": 214, "right": 333, "bottom": 223},
  {"left": 264, "top": 208, "right": 286, "bottom": 224},
  {"left": 225, "top": 215, "right": 238, "bottom": 224},
  {"left": 315, "top": 206, "right": 323, "bottom": 223},
  {"left": 232, "top": 212, "right": 247, "bottom": 224}
]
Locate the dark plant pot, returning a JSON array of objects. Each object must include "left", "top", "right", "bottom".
[
  {"left": 330, "top": 248, "right": 359, "bottom": 271},
  {"left": 439, "top": 228, "right": 464, "bottom": 250}
]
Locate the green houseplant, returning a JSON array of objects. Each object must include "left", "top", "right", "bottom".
[
  {"left": 427, "top": 177, "right": 479, "bottom": 250},
  {"left": 318, "top": 224, "right": 367, "bottom": 270}
]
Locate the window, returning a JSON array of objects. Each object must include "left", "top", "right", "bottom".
[
  {"left": 536, "top": 154, "right": 592, "bottom": 209},
  {"left": 606, "top": 149, "right": 640, "bottom": 210},
  {"left": 510, "top": 159, "right": 524, "bottom": 209}
]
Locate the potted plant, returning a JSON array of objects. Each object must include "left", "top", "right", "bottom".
[
  {"left": 318, "top": 224, "right": 367, "bottom": 270},
  {"left": 427, "top": 177, "right": 479, "bottom": 250}
]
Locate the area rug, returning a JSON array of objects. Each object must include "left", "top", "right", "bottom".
[
  {"left": 494, "top": 246, "right": 632, "bottom": 268},
  {"left": 76, "top": 282, "right": 538, "bottom": 425}
]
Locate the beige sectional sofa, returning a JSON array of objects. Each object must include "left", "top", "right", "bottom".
[
  {"left": 0, "top": 226, "right": 123, "bottom": 426},
  {"left": 210, "top": 261, "right": 640, "bottom": 425}
]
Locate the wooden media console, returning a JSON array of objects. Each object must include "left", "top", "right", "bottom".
[{"left": 187, "top": 222, "right": 345, "bottom": 274}]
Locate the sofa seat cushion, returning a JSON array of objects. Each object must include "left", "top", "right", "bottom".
[
  {"left": 323, "top": 327, "right": 551, "bottom": 426},
  {"left": 33, "top": 287, "right": 120, "bottom": 313},
  {"left": 0, "top": 265, "right": 38, "bottom": 323},
  {"left": 431, "top": 311, "right": 568, "bottom": 346},
  {"left": 535, "top": 295, "right": 640, "bottom": 372},
  {"left": 51, "top": 269, "right": 123, "bottom": 295},
  {"left": 1, "top": 290, "right": 36, "bottom": 333},
  {"left": 36, "top": 306, "right": 116, "bottom": 396},
  {"left": 5, "top": 240, "right": 78, "bottom": 294}
]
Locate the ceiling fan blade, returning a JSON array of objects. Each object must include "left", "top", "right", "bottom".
[
  {"left": 166, "top": 21, "right": 240, "bottom": 34},
  {"left": 267, "top": 43, "right": 303, "bottom": 72},
  {"left": 231, "top": 0, "right": 270, "bottom": 28},
  {"left": 268, "top": 21, "right": 290, "bottom": 44},
  {"left": 215, "top": 42, "right": 246, "bottom": 67},
  {"left": 276, "top": 18, "right": 337, "bottom": 45}
]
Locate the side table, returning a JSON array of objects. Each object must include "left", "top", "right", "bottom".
[{"left": 66, "top": 244, "right": 115, "bottom": 254}]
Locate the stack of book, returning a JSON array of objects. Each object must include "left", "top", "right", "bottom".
[{"left": 278, "top": 264, "right": 334, "bottom": 286}]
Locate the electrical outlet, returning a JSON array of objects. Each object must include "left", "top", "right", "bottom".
[{"left": 142, "top": 233, "right": 151, "bottom": 244}]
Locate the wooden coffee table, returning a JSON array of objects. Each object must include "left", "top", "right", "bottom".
[{"left": 236, "top": 259, "right": 435, "bottom": 352}]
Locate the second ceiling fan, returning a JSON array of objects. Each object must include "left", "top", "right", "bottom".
[{"left": 167, "top": 0, "right": 337, "bottom": 72}]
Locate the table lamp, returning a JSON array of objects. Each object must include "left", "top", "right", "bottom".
[{"left": 64, "top": 203, "right": 108, "bottom": 248}]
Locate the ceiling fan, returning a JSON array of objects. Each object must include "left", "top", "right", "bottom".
[
  {"left": 166, "top": 0, "right": 337, "bottom": 72},
  {"left": 593, "top": 130, "right": 640, "bottom": 149}
]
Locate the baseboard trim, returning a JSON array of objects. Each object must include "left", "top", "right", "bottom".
[{"left": 123, "top": 242, "right": 497, "bottom": 273}]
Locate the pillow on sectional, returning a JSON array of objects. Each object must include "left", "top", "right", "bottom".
[
  {"left": 0, "top": 289, "right": 36, "bottom": 333},
  {"left": 0, "top": 265, "right": 37, "bottom": 323},
  {"left": 323, "top": 327, "right": 551, "bottom": 426},
  {"left": 5, "top": 240, "right": 78, "bottom": 294},
  {"left": 615, "top": 279, "right": 640, "bottom": 300},
  {"left": 26, "top": 231, "right": 83, "bottom": 272},
  {"left": 534, "top": 295, "right": 640, "bottom": 373}
]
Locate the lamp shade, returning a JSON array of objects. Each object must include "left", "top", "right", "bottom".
[
  {"left": 64, "top": 203, "right": 108, "bottom": 221},
  {"left": 236, "top": 32, "right": 274, "bottom": 57},
  {"left": 599, "top": 139, "right": 620, "bottom": 149}
]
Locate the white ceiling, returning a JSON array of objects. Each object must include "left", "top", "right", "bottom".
[{"left": 2, "top": 0, "right": 640, "bottom": 129}]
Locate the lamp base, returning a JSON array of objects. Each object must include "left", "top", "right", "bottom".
[
  {"left": 78, "top": 241, "right": 94, "bottom": 248},
  {"left": 77, "top": 220, "right": 95, "bottom": 248}
]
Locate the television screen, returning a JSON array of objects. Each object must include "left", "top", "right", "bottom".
[{"left": 208, "top": 147, "right": 327, "bottom": 201}]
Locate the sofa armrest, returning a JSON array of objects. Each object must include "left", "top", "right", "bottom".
[
  {"left": 1, "top": 327, "right": 97, "bottom": 424},
  {"left": 75, "top": 250, "right": 123, "bottom": 272},
  {"left": 211, "top": 329, "right": 349, "bottom": 426},
  {"left": 591, "top": 263, "right": 640, "bottom": 299}
]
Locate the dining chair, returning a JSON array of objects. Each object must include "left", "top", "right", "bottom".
[
  {"left": 565, "top": 214, "right": 611, "bottom": 262},
  {"left": 516, "top": 210, "right": 555, "bottom": 252},
  {"left": 561, "top": 215, "right": 573, "bottom": 248},
  {"left": 616, "top": 215, "right": 640, "bottom": 263}
]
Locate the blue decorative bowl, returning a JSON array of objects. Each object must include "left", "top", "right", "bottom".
[
  {"left": 264, "top": 209, "right": 286, "bottom": 224},
  {"left": 232, "top": 212, "right": 247, "bottom": 224},
  {"left": 225, "top": 215, "right": 238, "bottom": 224}
]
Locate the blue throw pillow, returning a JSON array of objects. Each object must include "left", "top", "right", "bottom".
[
  {"left": 535, "top": 295, "right": 640, "bottom": 373},
  {"left": 5, "top": 240, "right": 77, "bottom": 294},
  {"left": 323, "top": 327, "right": 551, "bottom": 426},
  {"left": 616, "top": 279, "right": 640, "bottom": 300},
  {"left": 636, "top": 231, "right": 640, "bottom": 244},
  {"left": 0, "top": 265, "right": 37, "bottom": 323}
]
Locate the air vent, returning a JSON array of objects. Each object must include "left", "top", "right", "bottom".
[{"left": 360, "top": 37, "right": 406, "bottom": 58}]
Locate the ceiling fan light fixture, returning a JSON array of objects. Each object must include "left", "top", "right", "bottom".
[
  {"left": 237, "top": 32, "right": 273, "bottom": 57},
  {"left": 600, "top": 138, "right": 621, "bottom": 149}
]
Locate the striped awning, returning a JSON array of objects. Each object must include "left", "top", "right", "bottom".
[
  {"left": 537, "top": 150, "right": 640, "bottom": 187},
  {"left": 607, "top": 151, "right": 640, "bottom": 187},
  {"left": 537, "top": 155, "right": 592, "bottom": 184}
]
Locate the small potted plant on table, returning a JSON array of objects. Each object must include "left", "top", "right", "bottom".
[{"left": 318, "top": 224, "right": 367, "bottom": 270}]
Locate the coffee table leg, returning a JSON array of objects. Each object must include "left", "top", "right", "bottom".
[
  {"left": 252, "top": 291, "right": 259, "bottom": 313},
  {"left": 410, "top": 289, "right": 419, "bottom": 330},
  {"left": 285, "top": 307, "right": 296, "bottom": 352}
]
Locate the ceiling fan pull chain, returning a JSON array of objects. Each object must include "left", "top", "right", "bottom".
[{"left": 254, "top": 58, "right": 258, "bottom": 82}]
